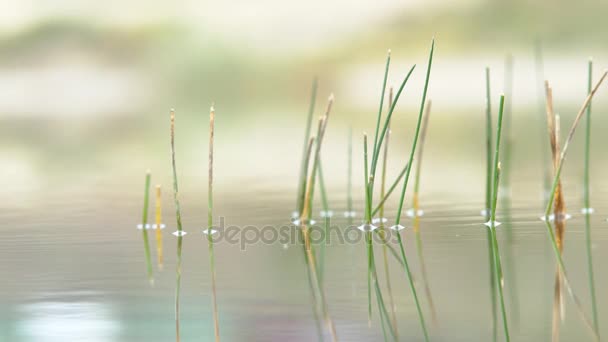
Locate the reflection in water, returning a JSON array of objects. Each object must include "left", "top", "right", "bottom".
[{"left": 16, "top": 295, "right": 120, "bottom": 342}]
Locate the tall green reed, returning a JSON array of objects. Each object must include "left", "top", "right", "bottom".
[
  {"left": 488, "top": 95, "right": 509, "bottom": 342},
  {"left": 583, "top": 58, "right": 599, "bottom": 336},
  {"left": 411, "top": 99, "right": 438, "bottom": 325},
  {"left": 501, "top": 54, "right": 519, "bottom": 329},
  {"left": 483, "top": 67, "right": 498, "bottom": 342},
  {"left": 378, "top": 86, "right": 398, "bottom": 336},
  {"left": 296, "top": 79, "right": 318, "bottom": 215},
  {"left": 390, "top": 38, "right": 435, "bottom": 342}
]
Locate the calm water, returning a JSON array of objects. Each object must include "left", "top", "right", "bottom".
[
  {"left": 2, "top": 173, "right": 608, "bottom": 341},
  {"left": 3, "top": 88, "right": 608, "bottom": 340}
]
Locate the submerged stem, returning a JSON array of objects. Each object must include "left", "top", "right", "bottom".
[
  {"left": 141, "top": 170, "right": 153, "bottom": 285},
  {"left": 170, "top": 109, "right": 184, "bottom": 342}
]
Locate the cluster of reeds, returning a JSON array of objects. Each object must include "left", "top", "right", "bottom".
[
  {"left": 355, "top": 38, "right": 435, "bottom": 341},
  {"left": 541, "top": 69, "right": 608, "bottom": 342},
  {"left": 294, "top": 85, "right": 338, "bottom": 341}
]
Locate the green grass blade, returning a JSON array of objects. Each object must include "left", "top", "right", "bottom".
[
  {"left": 490, "top": 96, "right": 510, "bottom": 342},
  {"left": 317, "top": 161, "right": 330, "bottom": 283},
  {"left": 141, "top": 170, "right": 153, "bottom": 285},
  {"left": 484, "top": 67, "right": 498, "bottom": 341},
  {"left": 372, "top": 51, "right": 391, "bottom": 161},
  {"left": 296, "top": 78, "right": 318, "bottom": 214},
  {"left": 370, "top": 64, "right": 417, "bottom": 182},
  {"left": 583, "top": 58, "right": 599, "bottom": 336},
  {"left": 485, "top": 67, "right": 493, "bottom": 217},
  {"left": 392, "top": 38, "right": 435, "bottom": 342},
  {"left": 371, "top": 162, "right": 409, "bottom": 218},
  {"left": 502, "top": 53, "right": 520, "bottom": 329},
  {"left": 363, "top": 134, "right": 373, "bottom": 324}
]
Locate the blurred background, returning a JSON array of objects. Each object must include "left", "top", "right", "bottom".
[{"left": 2, "top": 0, "right": 608, "bottom": 341}]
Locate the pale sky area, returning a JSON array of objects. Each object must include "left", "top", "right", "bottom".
[{"left": 0, "top": 0, "right": 474, "bottom": 49}]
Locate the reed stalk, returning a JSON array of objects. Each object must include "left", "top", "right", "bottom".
[
  {"left": 542, "top": 71, "right": 608, "bottom": 342},
  {"left": 300, "top": 137, "right": 325, "bottom": 340},
  {"left": 364, "top": 133, "right": 397, "bottom": 341},
  {"left": 583, "top": 59, "right": 599, "bottom": 336},
  {"left": 155, "top": 185, "right": 164, "bottom": 270},
  {"left": 317, "top": 162, "right": 330, "bottom": 283},
  {"left": 502, "top": 54, "right": 519, "bottom": 329},
  {"left": 545, "top": 82, "right": 566, "bottom": 341},
  {"left": 411, "top": 99, "right": 438, "bottom": 325},
  {"left": 534, "top": 41, "right": 552, "bottom": 201},
  {"left": 392, "top": 38, "right": 435, "bottom": 342},
  {"left": 378, "top": 86, "right": 398, "bottom": 336},
  {"left": 208, "top": 105, "right": 221, "bottom": 342},
  {"left": 296, "top": 79, "right": 318, "bottom": 215},
  {"left": 300, "top": 95, "right": 338, "bottom": 341},
  {"left": 489, "top": 95, "right": 510, "bottom": 342},
  {"left": 141, "top": 170, "right": 153, "bottom": 285},
  {"left": 483, "top": 67, "right": 498, "bottom": 342},
  {"left": 347, "top": 126, "right": 353, "bottom": 219},
  {"left": 170, "top": 109, "right": 185, "bottom": 342}
]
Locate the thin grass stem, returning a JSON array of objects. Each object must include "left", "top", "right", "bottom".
[
  {"left": 170, "top": 109, "right": 184, "bottom": 342},
  {"left": 411, "top": 99, "right": 438, "bottom": 325},
  {"left": 296, "top": 78, "right": 318, "bottom": 214},
  {"left": 583, "top": 58, "right": 599, "bottom": 336},
  {"left": 317, "top": 162, "right": 330, "bottom": 283},
  {"left": 208, "top": 105, "right": 221, "bottom": 342},
  {"left": 392, "top": 38, "right": 435, "bottom": 342},
  {"left": 502, "top": 53, "right": 519, "bottom": 329},
  {"left": 378, "top": 86, "right": 398, "bottom": 336},
  {"left": 300, "top": 95, "right": 338, "bottom": 341},
  {"left": 534, "top": 41, "right": 552, "bottom": 201},
  {"left": 141, "top": 170, "right": 153, "bottom": 285},
  {"left": 155, "top": 185, "right": 164, "bottom": 270},
  {"left": 489, "top": 96, "right": 510, "bottom": 342},
  {"left": 484, "top": 67, "right": 498, "bottom": 342}
]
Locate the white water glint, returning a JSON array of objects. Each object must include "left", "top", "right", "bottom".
[
  {"left": 292, "top": 219, "right": 316, "bottom": 226},
  {"left": 540, "top": 213, "right": 572, "bottom": 222},
  {"left": 320, "top": 210, "right": 334, "bottom": 218},
  {"left": 343, "top": 211, "right": 357, "bottom": 218},
  {"left": 484, "top": 220, "right": 502, "bottom": 228},
  {"left": 406, "top": 208, "right": 425, "bottom": 218},
  {"left": 357, "top": 224, "right": 377, "bottom": 232},
  {"left": 172, "top": 230, "right": 187, "bottom": 237},
  {"left": 371, "top": 217, "right": 388, "bottom": 224},
  {"left": 136, "top": 223, "right": 152, "bottom": 230},
  {"left": 16, "top": 299, "right": 120, "bottom": 342},
  {"left": 581, "top": 207, "right": 595, "bottom": 215},
  {"left": 390, "top": 224, "right": 406, "bottom": 231},
  {"left": 202, "top": 228, "right": 218, "bottom": 235}
]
